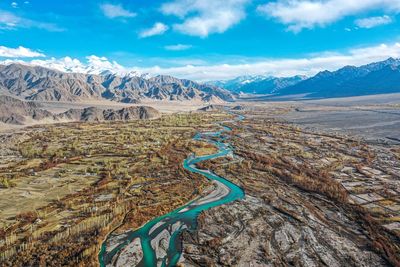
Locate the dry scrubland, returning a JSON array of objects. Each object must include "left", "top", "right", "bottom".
[
  {"left": 181, "top": 106, "right": 400, "bottom": 267},
  {"left": 0, "top": 113, "right": 228, "bottom": 266}
]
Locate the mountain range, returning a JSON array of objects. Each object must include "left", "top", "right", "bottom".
[
  {"left": 2, "top": 58, "right": 400, "bottom": 104},
  {"left": 278, "top": 58, "right": 400, "bottom": 98},
  {"left": 0, "top": 63, "right": 234, "bottom": 103},
  {"left": 208, "top": 75, "right": 307, "bottom": 94},
  {"left": 211, "top": 58, "right": 400, "bottom": 98}
]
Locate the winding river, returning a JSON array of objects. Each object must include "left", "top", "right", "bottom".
[{"left": 99, "top": 113, "right": 245, "bottom": 267}]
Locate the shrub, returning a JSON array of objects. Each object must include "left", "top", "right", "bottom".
[{"left": 0, "top": 177, "right": 16, "bottom": 188}]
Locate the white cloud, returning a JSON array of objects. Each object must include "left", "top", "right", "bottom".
[
  {"left": 11, "top": 2, "right": 18, "bottom": 8},
  {"left": 85, "top": 55, "right": 125, "bottom": 72},
  {"left": 0, "top": 10, "right": 20, "bottom": 29},
  {"left": 355, "top": 15, "right": 393, "bottom": 28},
  {"left": 100, "top": 3, "right": 136, "bottom": 19},
  {"left": 0, "top": 46, "right": 45, "bottom": 58},
  {"left": 139, "top": 22, "right": 169, "bottom": 38},
  {"left": 0, "top": 10, "right": 64, "bottom": 31},
  {"left": 258, "top": 0, "right": 400, "bottom": 32},
  {"left": 161, "top": 0, "right": 249, "bottom": 37},
  {"left": 15, "top": 55, "right": 125, "bottom": 75},
  {"left": 29, "top": 57, "right": 85, "bottom": 72},
  {"left": 165, "top": 44, "right": 192, "bottom": 51},
  {"left": 3, "top": 42, "right": 400, "bottom": 81}
]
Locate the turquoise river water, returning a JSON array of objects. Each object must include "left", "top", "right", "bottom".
[{"left": 99, "top": 113, "right": 245, "bottom": 267}]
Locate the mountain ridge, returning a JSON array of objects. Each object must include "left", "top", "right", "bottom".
[
  {"left": 208, "top": 75, "right": 307, "bottom": 94},
  {"left": 0, "top": 63, "right": 234, "bottom": 103},
  {"left": 0, "top": 95, "right": 52, "bottom": 125},
  {"left": 278, "top": 57, "right": 400, "bottom": 98},
  {"left": 209, "top": 58, "right": 400, "bottom": 99}
]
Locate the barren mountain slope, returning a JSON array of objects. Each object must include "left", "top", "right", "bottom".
[{"left": 0, "top": 64, "right": 234, "bottom": 103}]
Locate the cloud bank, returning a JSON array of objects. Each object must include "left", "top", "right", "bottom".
[{"left": 0, "top": 46, "right": 45, "bottom": 58}]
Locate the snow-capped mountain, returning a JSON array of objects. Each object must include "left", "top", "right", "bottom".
[
  {"left": 0, "top": 56, "right": 151, "bottom": 79},
  {"left": 208, "top": 75, "right": 307, "bottom": 94},
  {"left": 209, "top": 58, "right": 400, "bottom": 98},
  {"left": 208, "top": 75, "right": 268, "bottom": 91}
]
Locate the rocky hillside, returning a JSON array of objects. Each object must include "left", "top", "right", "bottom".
[
  {"left": 0, "top": 95, "right": 160, "bottom": 125},
  {"left": 57, "top": 106, "right": 160, "bottom": 122},
  {"left": 197, "top": 105, "right": 227, "bottom": 112},
  {"left": 0, "top": 64, "right": 234, "bottom": 103},
  {"left": 0, "top": 95, "right": 52, "bottom": 125}
]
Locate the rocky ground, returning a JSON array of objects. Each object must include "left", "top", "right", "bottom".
[
  {"left": 180, "top": 108, "right": 400, "bottom": 267},
  {"left": 181, "top": 191, "right": 387, "bottom": 266}
]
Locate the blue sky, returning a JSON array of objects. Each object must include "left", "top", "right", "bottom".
[{"left": 1, "top": 0, "right": 400, "bottom": 80}]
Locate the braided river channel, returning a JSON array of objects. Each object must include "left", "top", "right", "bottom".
[{"left": 99, "top": 113, "right": 245, "bottom": 267}]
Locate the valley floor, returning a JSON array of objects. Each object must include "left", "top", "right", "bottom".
[
  {"left": 0, "top": 96, "right": 399, "bottom": 266},
  {"left": 0, "top": 113, "right": 225, "bottom": 266},
  {"left": 37, "top": 99, "right": 213, "bottom": 114}
]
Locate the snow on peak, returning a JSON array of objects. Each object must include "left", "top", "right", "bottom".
[{"left": 0, "top": 55, "right": 152, "bottom": 78}]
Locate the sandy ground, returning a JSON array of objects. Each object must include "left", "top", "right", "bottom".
[
  {"left": 0, "top": 122, "right": 23, "bottom": 132},
  {"left": 0, "top": 100, "right": 212, "bottom": 133},
  {"left": 237, "top": 93, "right": 400, "bottom": 144},
  {"left": 39, "top": 99, "right": 212, "bottom": 114}
]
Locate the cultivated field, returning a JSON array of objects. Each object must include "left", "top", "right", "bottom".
[{"left": 0, "top": 112, "right": 228, "bottom": 266}]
